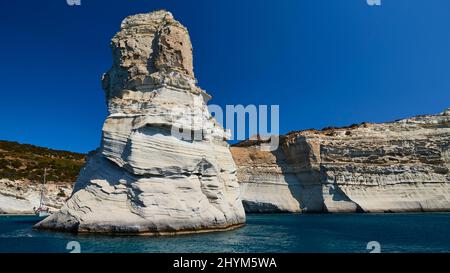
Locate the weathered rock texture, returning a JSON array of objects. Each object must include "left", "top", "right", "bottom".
[
  {"left": 231, "top": 109, "right": 450, "bottom": 213},
  {"left": 0, "top": 140, "right": 82, "bottom": 214},
  {"left": 0, "top": 179, "right": 72, "bottom": 214},
  {"left": 36, "top": 10, "right": 245, "bottom": 234}
]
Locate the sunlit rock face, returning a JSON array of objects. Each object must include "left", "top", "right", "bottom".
[
  {"left": 35, "top": 10, "right": 245, "bottom": 234},
  {"left": 232, "top": 109, "right": 450, "bottom": 213}
]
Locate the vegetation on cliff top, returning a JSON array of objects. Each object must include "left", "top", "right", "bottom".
[{"left": 0, "top": 140, "right": 85, "bottom": 183}]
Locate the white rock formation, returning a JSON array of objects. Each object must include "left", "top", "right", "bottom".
[
  {"left": 0, "top": 179, "right": 71, "bottom": 214},
  {"left": 35, "top": 10, "right": 245, "bottom": 234},
  {"left": 232, "top": 109, "right": 450, "bottom": 213}
]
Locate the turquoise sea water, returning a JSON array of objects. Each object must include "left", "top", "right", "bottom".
[{"left": 0, "top": 213, "right": 449, "bottom": 253}]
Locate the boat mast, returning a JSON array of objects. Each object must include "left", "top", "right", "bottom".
[{"left": 40, "top": 168, "right": 47, "bottom": 208}]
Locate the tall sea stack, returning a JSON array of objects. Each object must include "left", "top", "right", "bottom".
[{"left": 35, "top": 10, "right": 246, "bottom": 234}]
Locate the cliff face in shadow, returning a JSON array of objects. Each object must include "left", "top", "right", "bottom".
[{"left": 231, "top": 109, "right": 450, "bottom": 213}]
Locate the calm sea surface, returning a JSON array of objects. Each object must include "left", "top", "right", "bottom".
[{"left": 0, "top": 213, "right": 449, "bottom": 253}]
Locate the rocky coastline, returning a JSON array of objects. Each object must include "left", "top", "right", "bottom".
[
  {"left": 0, "top": 11, "right": 448, "bottom": 234},
  {"left": 34, "top": 10, "right": 246, "bottom": 234},
  {"left": 232, "top": 109, "right": 450, "bottom": 213}
]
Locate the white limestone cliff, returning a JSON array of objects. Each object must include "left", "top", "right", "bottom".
[
  {"left": 231, "top": 109, "right": 450, "bottom": 213},
  {"left": 35, "top": 10, "right": 245, "bottom": 234},
  {"left": 0, "top": 179, "right": 71, "bottom": 214}
]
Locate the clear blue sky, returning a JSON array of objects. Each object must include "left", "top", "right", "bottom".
[{"left": 0, "top": 0, "right": 449, "bottom": 153}]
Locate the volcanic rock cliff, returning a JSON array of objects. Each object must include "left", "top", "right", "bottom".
[
  {"left": 231, "top": 109, "right": 450, "bottom": 213},
  {"left": 35, "top": 10, "right": 245, "bottom": 234}
]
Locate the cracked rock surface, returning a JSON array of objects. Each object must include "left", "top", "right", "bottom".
[{"left": 35, "top": 10, "right": 245, "bottom": 234}]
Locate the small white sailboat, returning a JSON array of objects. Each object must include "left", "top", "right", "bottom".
[{"left": 34, "top": 168, "right": 51, "bottom": 218}]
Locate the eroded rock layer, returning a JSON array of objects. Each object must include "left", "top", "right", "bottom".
[
  {"left": 35, "top": 10, "right": 245, "bottom": 234},
  {"left": 0, "top": 179, "right": 71, "bottom": 214},
  {"left": 231, "top": 109, "right": 450, "bottom": 213}
]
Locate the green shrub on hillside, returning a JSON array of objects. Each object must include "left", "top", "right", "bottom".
[{"left": 0, "top": 140, "right": 86, "bottom": 183}]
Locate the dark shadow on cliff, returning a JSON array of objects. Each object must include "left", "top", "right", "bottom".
[{"left": 271, "top": 136, "right": 326, "bottom": 213}]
